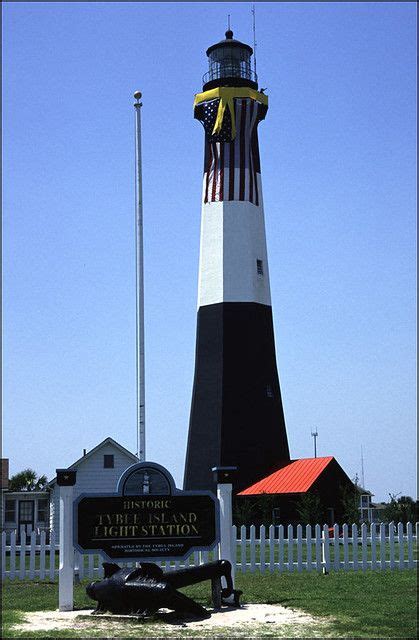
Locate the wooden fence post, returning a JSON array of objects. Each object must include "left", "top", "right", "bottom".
[
  {"left": 370, "top": 523, "right": 377, "bottom": 570},
  {"left": 56, "top": 468, "right": 77, "bottom": 611},
  {"left": 379, "top": 522, "right": 386, "bottom": 570},
  {"left": 398, "top": 522, "right": 404, "bottom": 570},
  {"left": 259, "top": 525, "right": 266, "bottom": 573},
  {"left": 10, "top": 530, "right": 16, "bottom": 581},
  {"left": 389, "top": 521, "right": 395, "bottom": 570},
  {"left": 278, "top": 524, "right": 284, "bottom": 573},
  {"left": 407, "top": 522, "right": 413, "bottom": 568},
  {"left": 287, "top": 524, "right": 294, "bottom": 573},
  {"left": 352, "top": 523, "right": 358, "bottom": 572},
  {"left": 297, "top": 525, "right": 303, "bottom": 573},
  {"left": 249, "top": 524, "right": 256, "bottom": 572},
  {"left": 49, "top": 531, "right": 56, "bottom": 581},
  {"left": 29, "top": 530, "right": 36, "bottom": 580},
  {"left": 19, "top": 526, "right": 26, "bottom": 580},
  {"left": 333, "top": 523, "right": 340, "bottom": 572},
  {"left": 39, "top": 530, "right": 46, "bottom": 580},
  {"left": 1, "top": 531, "right": 6, "bottom": 582},
  {"left": 361, "top": 523, "right": 368, "bottom": 571},
  {"left": 322, "top": 524, "right": 330, "bottom": 574},
  {"left": 240, "top": 525, "right": 247, "bottom": 573},
  {"left": 306, "top": 524, "right": 312, "bottom": 572},
  {"left": 212, "top": 466, "right": 237, "bottom": 592},
  {"left": 268, "top": 525, "right": 275, "bottom": 573},
  {"left": 315, "top": 524, "right": 322, "bottom": 572}
]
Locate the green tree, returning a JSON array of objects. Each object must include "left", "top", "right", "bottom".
[
  {"left": 340, "top": 485, "right": 360, "bottom": 525},
  {"left": 294, "top": 492, "right": 323, "bottom": 525},
  {"left": 257, "top": 493, "right": 278, "bottom": 526},
  {"left": 233, "top": 497, "right": 257, "bottom": 526},
  {"left": 8, "top": 469, "right": 48, "bottom": 491},
  {"left": 233, "top": 493, "right": 278, "bottom": 526},
  {"left": 383, "top": 494, "right": 417, "bottom": 524}
]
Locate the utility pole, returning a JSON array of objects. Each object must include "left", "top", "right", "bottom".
[
  {"left": 134, "top": 90, "right": 145, "bottom": 462},
  {"left": 311, "top": 430, "right": 318, "bottom": 458}
]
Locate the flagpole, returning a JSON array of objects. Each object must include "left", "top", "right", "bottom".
[{"left": 134, "top": 90, "right": 145, "bottom": 462}]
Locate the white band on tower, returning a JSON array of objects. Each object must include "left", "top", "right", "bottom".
[{"left": 198, "top": 198, "right": 271, "bottom": 308}]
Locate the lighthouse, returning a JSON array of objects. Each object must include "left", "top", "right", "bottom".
[{"left": 183, "top": 30, "right": 290, "bottom": 493}]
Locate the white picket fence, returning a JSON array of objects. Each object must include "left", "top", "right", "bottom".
[{"left": 1, "top": 522, "right": 417, "bottom": 581}]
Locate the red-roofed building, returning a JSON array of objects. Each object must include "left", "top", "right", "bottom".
[{"left": 236, "top": 456, "right": 355, "bottom": 526}]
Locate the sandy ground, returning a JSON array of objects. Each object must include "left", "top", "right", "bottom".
[{"left": 13, "top": 604, "right": 320, "bottom": 634}]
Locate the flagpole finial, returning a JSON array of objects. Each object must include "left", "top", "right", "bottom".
[{"left": 134, "top": 90, "right": 142, "bottom": 103}]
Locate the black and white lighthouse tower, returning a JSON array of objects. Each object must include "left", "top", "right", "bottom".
[{"left": 184, "top": 30, "right": 290, "bottom": 493}]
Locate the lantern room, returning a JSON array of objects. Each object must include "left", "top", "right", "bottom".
[{"left": 202, "top": 30, "right": 258, "bottom": 91}]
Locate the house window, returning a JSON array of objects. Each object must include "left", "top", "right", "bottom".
[
  {"left": 266, "top": 384, "right": 274, "bottom": 398},
  {"left": 18, "top": 500, "right": 34, "bottom": 522},
  {"left": 104, "top": 455, "right": 114, "bottom": 469},
  {"left": 5, "top": 499, "right": 16, "bottom": 522},
  {"left": 37, "top": 499, "right": 49, "bottom": 523},
  {"left": 256, "top": 259, "right": 264, "bottom": 276},
  {"left": 360, "top": 494, "right": 370, "bottom": 508}
]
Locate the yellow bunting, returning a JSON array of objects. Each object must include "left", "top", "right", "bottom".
[{"left": 194, "top": 87, "right": 268, "bottom": 140}]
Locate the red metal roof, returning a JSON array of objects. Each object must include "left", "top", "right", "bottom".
[{"left": 238, "top": 457, "right": 334, "bottom": 495}]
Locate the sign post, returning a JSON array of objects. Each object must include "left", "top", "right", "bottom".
[
  {"left": 212, "top": 466, "right": 237, "bottom": 590},
  {"left": 57, "top": 469, "right": 77, "bottom": 612}
]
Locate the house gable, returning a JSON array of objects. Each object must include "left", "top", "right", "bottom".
[
  {"left": 49, "top": 437, "right": 138, "bottom": 538},
  {"left": 48, "top": 437, "right": 138, "bottom": 486}
]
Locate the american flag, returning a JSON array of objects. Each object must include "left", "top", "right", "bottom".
[{"left": 194, "top": 98, "right": 268, "bottom": 206}]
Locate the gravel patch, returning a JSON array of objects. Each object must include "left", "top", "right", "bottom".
[{"left": 12, "top": 604, "right": 323, "bottom": 636}]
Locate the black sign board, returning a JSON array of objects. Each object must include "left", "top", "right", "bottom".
[
  {"left": 74, "top": 462, "right": 219, "bottom": 561},
  {"left": 56, "top": 469, "right": 77, "bottom": 486}
]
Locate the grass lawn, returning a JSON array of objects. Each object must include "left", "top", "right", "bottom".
[{"left": 2, "top": 569, "right": 417, "bottom": 638}]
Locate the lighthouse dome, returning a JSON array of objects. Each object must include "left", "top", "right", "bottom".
[{"left": 203, "top": 30, "right": 258, "bottom": 91}]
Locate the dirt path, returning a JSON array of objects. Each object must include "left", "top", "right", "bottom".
[{"left": 12, "top": 604, "right": 331, "bottom": 638}]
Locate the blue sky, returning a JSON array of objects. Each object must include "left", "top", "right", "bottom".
[{"left": 3, "top": 2, "right": 416, "bottom": 502}]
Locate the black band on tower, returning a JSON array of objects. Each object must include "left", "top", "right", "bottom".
[{"left": 184, "top": 303, "right": 290, "bottom": 493}]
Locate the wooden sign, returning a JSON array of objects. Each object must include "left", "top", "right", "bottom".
[{"left": 73, "top": 462, "right": 219, "bottom": 561}]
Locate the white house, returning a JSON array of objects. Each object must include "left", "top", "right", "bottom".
[
  {"left": 1, "top": 459, "right": 50, "bottom": 540},
  {"left": 2, "top": 491, "right": 50, "bottom": 538},
  {"left": 48, "top": 437, "right": 138, "bottom": 539}
]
